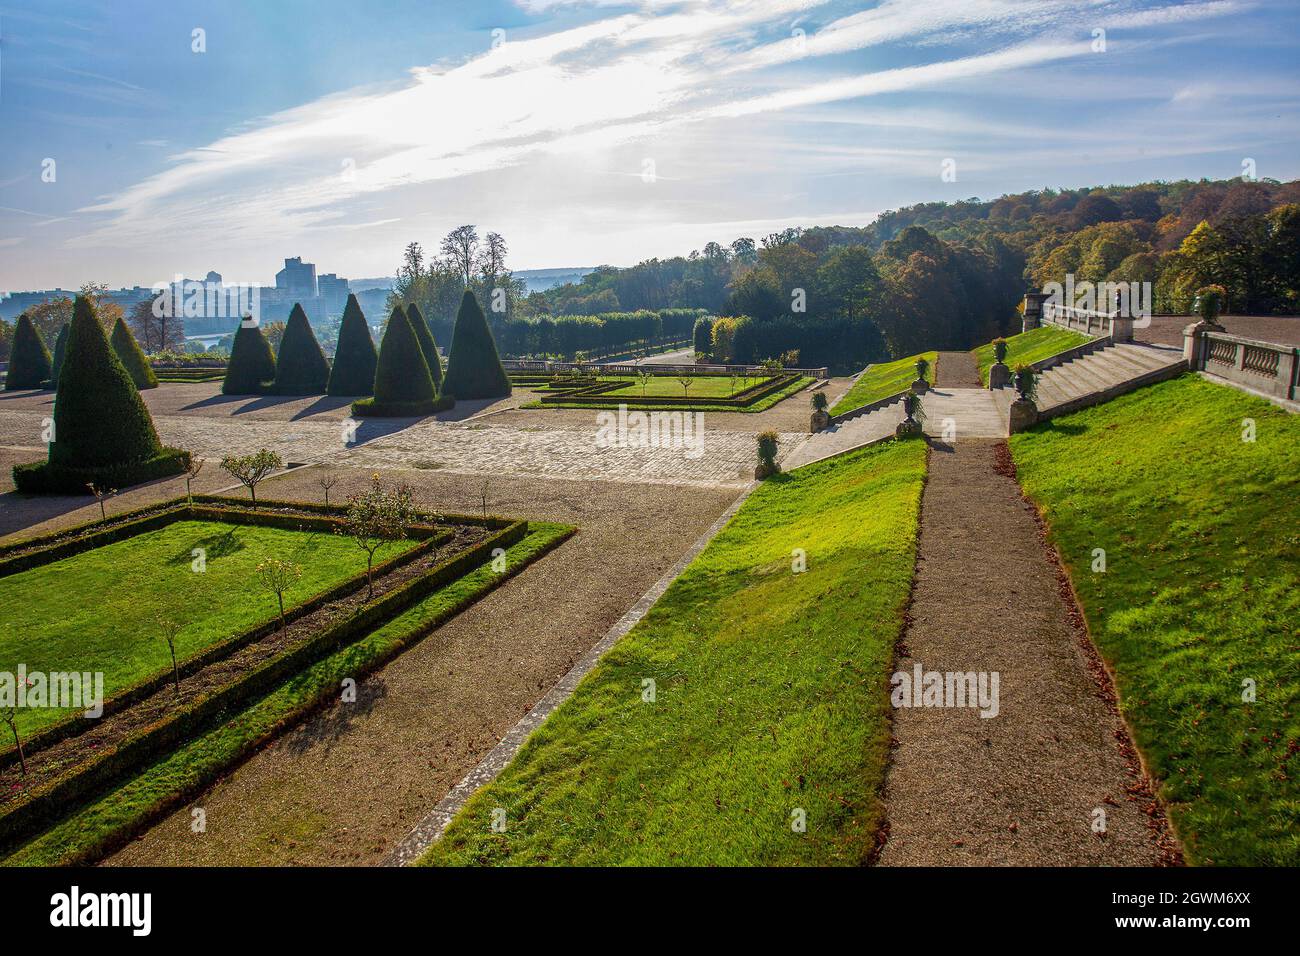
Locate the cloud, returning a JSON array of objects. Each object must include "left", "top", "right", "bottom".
[{"left": 70, "top": 0, "right": 1249, "bottom": 249}]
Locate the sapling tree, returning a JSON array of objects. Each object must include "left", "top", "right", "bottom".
[
  {"left": 318, "top": 473, "right": 340, "bottom": 507},
  {"left": 676, "top": 373, "right": 694, "bottom": 398},
  {"left": 341, "top": 474, "right": 418, "bottom": 600},
  {"left": 257, "top": 557, "right": 302, "bottom": 629},
  {"left": 479, "top": 477, "right": 490, "bottom": 519},
  {"left": 1, "top": 705, "right": 25, "bottom": 776},
  {"left": 220, "top": 448, "right": 283, "bottom": 508},
  {"left": 184, "top": 457, "right": 204, "bottom": 506},
  {"left": 637, "top": 367, "right": 652, "bottom": 397},
  {"left": 87, "top": 483, "right": 117, "bottom": 520},
  {"left": 157, "top": 616, "right": 184, "bottom": 694}
]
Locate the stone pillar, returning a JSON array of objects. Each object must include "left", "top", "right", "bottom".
[
  {"left": 1183, "top": 320, "right": 1210, "bottom": 368},
  {"left": 1022, "top": 292, "right": 1049, "bottom": 332},
  {"left": 988, "top": 362, "right": 1011, "bottom": 389},
  {"left": 1008, "top": 398, "right": 1038, "bottom": 434},
  {"left": 1110, "top": 315, "right": 1134, "bottom": 342},
  {"left": 810, "top": 409, "right": 831, "bottom": 433}
]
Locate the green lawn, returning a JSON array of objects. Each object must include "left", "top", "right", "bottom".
[
  {"left": 829, "top": 352, "right": 935, "bottom": 417},
  {"left": 600, "top": 374, "right": 772, "bottom": 399},
  {"left": 423, "top": 439, "right": 926, "bottom": 866},
  {"left": 0, "top": 519, "right": 418, "bottom": 735},
  {"left": 4, "top": 522, "right": 574, "bottom": 866},
  {"left": 972, "top": 326, "right": 1090, "bottom": 385},
  {"left": 523, "top": 375, "right": 811, "bottom": 412},
  {"left": 1010, "top": 376, "right": 1299, "bottom": 865}
]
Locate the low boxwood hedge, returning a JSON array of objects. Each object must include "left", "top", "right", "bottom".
[
  {"left": 11, "top": 447, "right": 190, "bottom": 495},
  {"left": 351, "top": 394, "right": 454, "bottom": 417}
]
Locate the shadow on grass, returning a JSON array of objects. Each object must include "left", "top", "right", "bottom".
[{"left": 281, "top": 675, "right": 391, "bottom": 756}]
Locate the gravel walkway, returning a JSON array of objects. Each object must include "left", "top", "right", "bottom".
[
  {"left": 935, "top": 351, "right": 982, "bottom": 388},
  {"left": 878, "top": 439, "right": 1178, "bottom": 866}
]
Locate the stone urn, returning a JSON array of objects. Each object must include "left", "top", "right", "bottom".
[
  {"left": 754, "top": 461, "right": 779, "bottom": 479},
  {"left": 911, "top": 358, "right": 930, "bottom": 394},
  {"left": 988, "top": 362, "right": 1011, "bottom": 388},
  {"left": 895, "top": 391, "right": 924, "bottom": 438}
]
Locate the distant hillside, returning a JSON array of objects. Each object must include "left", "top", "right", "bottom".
[{"left": 515, "top": 267, "right": 594, "bottom": 293}]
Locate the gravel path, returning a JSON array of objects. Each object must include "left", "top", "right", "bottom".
[
  {"left": 935, "top": 351, "right": 982, "bottom": 388},
  {"left": 878, "top": 439, "right": 1178, "bottom": 866},
  {"left": 104, "top": 466, "right": 739, "bottom": 866}
]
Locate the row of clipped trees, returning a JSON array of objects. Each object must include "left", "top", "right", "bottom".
[
  {"left": 4, "top": 311, "right": 157, "bottom": 392},
  {"left": 11, "top": 296, "right": 189, "bottom": 494},
  {"left": 221, "top": 289, "right": 510, "bottom": 415}
]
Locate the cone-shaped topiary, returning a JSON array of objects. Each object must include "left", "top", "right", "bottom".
[
  {"left": 441, "top": 290, "right": 511, "bottom": 400},
  {"left": 326, "top": 294, "right": 378, "bottom": 396},
  {"left": 273, "top": 303, "right": 330, "bottom": 394},
  {"left": 352, "top": 307, "right": 450, "bottom": 417},
  {"left": 110, "top": 316, "right": 158, "bottom": 389},
  {"left": 404, "top": 302, "right": 443, "bottom": 390},
  {"left": 11, "top": 295, "right": 190, "bottom": 493},
  {"left": 5, "top": 313, "right": 52, "bottom": 390},
  {"left": 222, "top": 319, "right": 277, "bottom": 394},
  {"left": 49, "top": 323, "right": 70, "bottom": 388}
]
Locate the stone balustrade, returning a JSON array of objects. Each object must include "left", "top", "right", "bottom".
[{"left": 1183, "top": 323, "right": 1299, "bottom": 401}]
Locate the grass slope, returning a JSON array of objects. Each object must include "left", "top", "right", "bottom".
[
  {"left": 3, "top": 523, "right": 573, "bottom": 866},
  {"left": 0, "top": 520, "right": 418, "bottom": 735},
  {"left": 830, "top": 352, "right": 935, "bottom": 417},
  {"left": 523, "top": 375, "right": 811, "bottom": 412},
  {"left": 1009, "top": 376, "right": 1299, "bottom": 865},
  {"left": 972, "top": 326, "right": 1090, "bottom": 385},
  {"left": 423, "top": 439, "right": 926, "bottom": 866}
]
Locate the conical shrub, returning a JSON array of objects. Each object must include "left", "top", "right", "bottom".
[
  {"left": 111, "top": 316, "right": 158, "bottom": 389},
  {"left": 405, "top": 303, "right": 443, "bottom": 390},
  {"left": 441, "top": 290, "right": 511, "bottom": 400},
  {"left": 222, "top": 320, "right": 276, "bottom": 394},
  {"left": 352, "top": 307, "right": 450, "bottom": 416},
  {"left": 326, "top": 294, "right": 378, "bottom": 396},
  {"left": 5, "top": 313, "right": 52, "bottom": 390},
  {"left": 50, "top": 323, "right": 70, "bottom": 388},
  {"left": 273, "top": 303, "right": 330, "bottom": 394}
]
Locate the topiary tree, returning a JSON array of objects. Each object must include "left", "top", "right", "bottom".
[
  {"left": 404, "top": 302, "right": 444, "bottom": 391},
  {"left": 222, "top": 319, "right": 277, "bottom": 394},
  {"left": 49, "top": 323, "right": 69, "bottom": 388},
  {"left": 4, "top": 313, "right": 51, "bottom": 390},
  {"left": 693, "top": 316, "right": 713, "bottom": 360},
  {"left": 273, "top": 303, "right": 330, "bottom": 394},
  {"left": 326, "top": 293, "right": 378, "bottom": 396},
  {"left": 110, "top": 316, "right": 159, "bottom": 389},
  {"left": 441, "top": 290, "right": 511, "bottom": 400},
  {"left": 42, "top": 296, "right": 186, "bottom": 488},
  {"left": 352, "top": 307, "right": 445, "bottom": 416}
]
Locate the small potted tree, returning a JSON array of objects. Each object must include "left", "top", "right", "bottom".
[
  {"left": 755, "top": 430, "right": 780, "bottom": 479},
  {"left": 810, "top": 390, "right": 831, "bottom": 433},
  {"left": 911, "top": 357, "right": 930, "bottom": 394},
  {"left": 988, "top": 338, "right": 1011, "bottom": 388},
  {"left": 1009, "top": 364, "right": 1039, "bottom": 433},
  {"left": 896, "top": 389, "right": 925, "bottom": 438},
  {"left": 1193, "top": 284, "right": 1227, "bottom": 330}
]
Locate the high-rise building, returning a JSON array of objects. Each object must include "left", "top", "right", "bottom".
[{"left": 275, "top": 257, "right": 317, "bottom": 299}]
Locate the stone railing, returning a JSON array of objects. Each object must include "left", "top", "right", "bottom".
[
  {"left": 1184, "top": 324, "right": 1298, "bottom": 401},
  {"left": 503, "top": 359, "right": 830, "bottom": 379},
  {"left": 1039, "top": 302, "right": 1134, "bottom": 341}
]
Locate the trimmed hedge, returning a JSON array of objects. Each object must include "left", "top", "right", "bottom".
[
  {"left": 273, "top": 302, "right": 330, "bottom": 394},
  {"left": 373, "top": 306, "right": 436, "bottom": 404},
  {"left": 46, "top": 296, "right": 170, "bottom": 474},
  {"left": 110, "top": 317, "right": 158, "bottom": 389},
  {"left": 4, "top": 313, "right": 51, "bottom": 390},
  {"left": 12, "top": 448, "right": 190, "bottom": 495},
  {"left": 222, "top": 321, "right": 276, "bottom": 394},
  {"left": 692, "top": 316, "right": 713, "bottom": 359},
  {"left": 442, "top": 290, "right": 511, "bottom": 400},
  {"left": 326, "top": 293, "right": 378, "bottom": 396},
  {"left": 49, "top": 324, "right": 69, "bottom": 388},
  {"left": 405, "top": 302, "right": 444, "bottom": 390},
  {"left": 351, "top": 394, "right": 454, "bottom": 418}
]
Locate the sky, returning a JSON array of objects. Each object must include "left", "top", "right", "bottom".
[{"left": 0, "top": 0, "right": 1298, "bottom": 291}]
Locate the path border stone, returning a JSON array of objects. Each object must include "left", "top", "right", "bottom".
[{"left": 382, "top": 479, "right": 760, "bottom": 866}]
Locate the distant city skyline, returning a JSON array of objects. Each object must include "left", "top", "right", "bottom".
[{"left": 2, "top": 0, "right": 1299, "bottom": 290}]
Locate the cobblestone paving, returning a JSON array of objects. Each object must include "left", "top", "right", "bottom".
[{"left": 0, "top": 407, "right": 807, "bottom": 490}]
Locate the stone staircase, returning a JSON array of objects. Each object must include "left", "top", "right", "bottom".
[
  {"left": 993, "top": 341, "right": 1186, "bottom": 425},
  {"left": 781, "top": 394, "right": 905, "bottom": 470}
]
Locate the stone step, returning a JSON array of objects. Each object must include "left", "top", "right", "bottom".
[
  {"left": 1049, "top": 360, "right": 1112, "bottom": 396},
  {"left": 1096, "top": 345, "right": 1165, "bottom": 376},
  {"left": 1111, "top": 342, "right": 1183, "bottom": 371},
  {"left": 1071, "top": 354, "right": 1141, "bottom": 388}
]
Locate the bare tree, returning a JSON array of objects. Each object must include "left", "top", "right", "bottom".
[
  {"left": 676, "top": 373, "right": 694, "bottom": 399},
  {"left": 340, "top": 475, "right": 419, "bottom": 599},
  {"left": 257, "top": 557, "right": 302, "bottom": 629},
  {"left": 441, "top": 225, "right": 480, "bottom": 287},
  {"left": 220, "top": 449, "right": 283, "bottom": 508},
  {"left": 1, "top": 705, "right": 25, "bottom": 777},
  {"left": 87, "top": 483, "right": 117, "bottom": 520},
  {"left": 478, "top": 231, "right": 508, "bottom": 289},
  {"left": 157, "top": 616, "right": 184, "bottom": 694},
  {"left": 318, "top": 473, "right": 340, "bottom": 507},
  {"left": 129, "top": 295, "right": 186, "bottom": 354}
]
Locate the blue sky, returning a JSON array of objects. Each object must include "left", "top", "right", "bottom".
[{"left": 1, "top": 0, "right": 1298, "bottom": 290}]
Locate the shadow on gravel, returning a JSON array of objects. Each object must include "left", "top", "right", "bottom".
[{"left": 281, "top": 676, "right": 392, "bottom": 756}]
